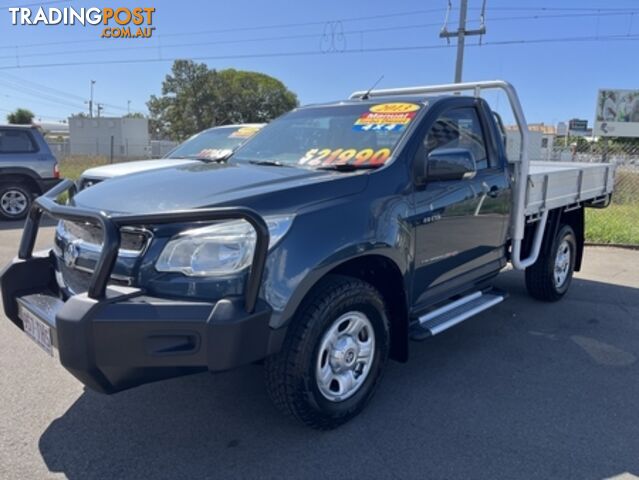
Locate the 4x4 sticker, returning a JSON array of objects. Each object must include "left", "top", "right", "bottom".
[
  {"left": 299, "top": 147, "right": 391, "bottom": 166},
  {"left": 354, "top": 102, "right": 421, "bottom": 132}
]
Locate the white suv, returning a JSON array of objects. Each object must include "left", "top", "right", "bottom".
[{"left": 78, "top": 124, "right": 264, "bottom": 189}]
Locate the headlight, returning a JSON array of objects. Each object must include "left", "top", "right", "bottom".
[{"left": 155, "top": 215, "right": 293, "bottom": 276}]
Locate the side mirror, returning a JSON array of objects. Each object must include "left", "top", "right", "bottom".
[{"left": 425, "top": 148, "right": 477, "bottom": 181}]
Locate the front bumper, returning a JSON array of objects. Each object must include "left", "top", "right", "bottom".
[
  {"left": 1, "top": 180, "right": 281, "bottom": 394},
  {"left": 1, "top": 253, "right": 283, "bottom": 393}
]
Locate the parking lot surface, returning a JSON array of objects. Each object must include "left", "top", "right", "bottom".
[{"left": 0, "top": 220, "right": 638, "bottom": 480}]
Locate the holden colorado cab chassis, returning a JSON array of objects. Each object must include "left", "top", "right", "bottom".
[{"left": 1, "top": 81, "right": 614, "bottom": 429}]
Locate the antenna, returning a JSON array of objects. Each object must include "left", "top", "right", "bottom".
[{"left": 360, "top": 75, "right": 384, "bottom": 100}]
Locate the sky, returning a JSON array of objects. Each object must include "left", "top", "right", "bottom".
[{"left": 0, "top": 0, "right": 638, "bottom": 126}]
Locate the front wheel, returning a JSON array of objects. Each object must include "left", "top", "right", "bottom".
[
  {"left": 265, "top": 275, "right": 389, "bottom": 430},
  {"left": 525, "top": 224, "right": 576, "bottom": 302}
]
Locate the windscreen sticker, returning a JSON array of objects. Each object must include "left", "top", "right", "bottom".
[
  {"left": 229, "top": 126, "right": 260, "bottom": 138},
  {"left": 369, "top": 102, "right": 421, "bottom": 113},
  {"left": 299, "top": 147, "right": 392, "bottom": 166},
  {"left": 196, "top": 148, "right": 233, "bottom": 160},
  {"left": 354, "top": 103, "right": 421, "bottom": 132}
]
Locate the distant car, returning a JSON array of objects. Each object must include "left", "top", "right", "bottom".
[
  {"left": 0, "top": 124, "right": 60, "bottom": 220},
  {"left": 78, "top": 124, "right": 265, "bottom": 189}
]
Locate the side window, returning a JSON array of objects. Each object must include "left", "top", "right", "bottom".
[
  {"left": 424, "top": 107, "right": 490, "bottom": 169},
  {"left": 0, "top": 129, "right": 37, "bottom": 154}
]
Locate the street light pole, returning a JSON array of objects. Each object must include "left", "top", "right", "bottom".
[{"left": 89, "top": 80, "right": 96, "bottom": 118}]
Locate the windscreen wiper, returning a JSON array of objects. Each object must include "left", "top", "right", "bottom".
[
  {"left": 193, "top": 151, "right": 235, "bottom": 163},
  {"left": 248, "top": 160, "right": 289, "bottom": 167},
  {"left": 316, "top": 163, "right": 381, "bottom": 172},
  {"left": 175, "top": 150, "right": 235, "bottom": 163}
]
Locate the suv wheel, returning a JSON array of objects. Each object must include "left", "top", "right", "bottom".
[
  {"left": 525, "top": 224, "right": 577, "bottom": 302},
  {"left": 265, "top": 274, "right": 389, "bottom": 430},
  {"left": 0, "top": 183, "right": 33, "bottom": 220}
]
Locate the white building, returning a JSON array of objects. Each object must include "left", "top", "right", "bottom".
[
  {"left": 505, "top": 127, "right": 544, "bottom": 162},
  {"left": 505, "top": 123, "right": 557, "bottom": 162},
  {"left": 69, "top": 116, "right": 149, "bottom": 158}
]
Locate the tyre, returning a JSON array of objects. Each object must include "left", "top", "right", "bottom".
[
  {"left": 0, "top": 183, "right": 33, "bottom": 220},
  {"left": 525, "top": 224, "right": 576, "bottom": 302},
  {"left": 265, "top": 274, "right": 390, "bottom": 430}
]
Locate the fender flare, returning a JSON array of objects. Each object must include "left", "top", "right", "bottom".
[
  {"left": 269, "top": 245, "right": 409, "bottom": 330},
  {"left": 0, "top": 167, "right": 44, "bottom": 193}
]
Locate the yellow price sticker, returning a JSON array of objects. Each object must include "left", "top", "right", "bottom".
[
  {"left": 369, "top": 102, "right": 421, "bottom": 114},
  {"left": 299, "top": 147, "right": 392, "bottom": 167}
]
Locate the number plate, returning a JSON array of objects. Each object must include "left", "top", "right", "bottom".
[{"left": 18, "top": 303, "right": 53, "bottom": 357}]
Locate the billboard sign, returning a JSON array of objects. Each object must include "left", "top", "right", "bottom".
[
  {"left": 568, "top": 119, "right": 588, "bottom": 131},
  {"left": 594, "top": 89, "right": 639, "bottom": 137}
]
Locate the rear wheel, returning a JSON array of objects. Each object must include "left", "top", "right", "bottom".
[
  {"left": 0, "top": 183, "right": 33, "bottom": 220},
  {"left": 265, "top": 275, "right": 389, "bottom": 430},
  {"left": 525, "top": 224, "right": 576, "bottom": 302}
]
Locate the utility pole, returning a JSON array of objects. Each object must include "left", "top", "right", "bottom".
[
  {"left": 127, "top": 100, "right": 131, "bottom": 114},
  {"left": 440, "top": 0, "right": 486, "bottom": 83},
  {"left": 89, "top": 80, "right": 96, "bottom": 118},
  {"left": 97, "top": 103, "right": 104, "bottom": 118}
]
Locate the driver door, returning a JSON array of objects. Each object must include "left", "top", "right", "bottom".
[{"left": 410, "top": 104, "right": 510, "bottom": 308}]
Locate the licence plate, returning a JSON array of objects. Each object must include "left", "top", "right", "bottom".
[{"left": 18, "top": 304, "right": 53, "bottom": 357}]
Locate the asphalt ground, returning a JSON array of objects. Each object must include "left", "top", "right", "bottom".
[{"left": 0, "top": 219, "right": 638, "bottom": 480}]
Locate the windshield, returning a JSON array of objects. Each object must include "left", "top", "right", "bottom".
[
  {"left": 232, "top": 102, "right": 423, "bottom": 168},
  {"left": 166, "top": 126, "right": 262, "bottom": 160}
]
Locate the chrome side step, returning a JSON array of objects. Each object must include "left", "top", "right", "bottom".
[{"left": 410, "top": 290, "right": 505, "bottom": 340}]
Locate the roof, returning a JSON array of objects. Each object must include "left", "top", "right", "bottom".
[
  {"left": 0, "top": 124, "right": 37, "bottom": 129},
  {"left": 528, "top": 123, "right": 557, "bottom": 135},
  {"left": 209, "top": 123, "right": 266, "bottom": 129},
  {"left": 299, "top": 95, "right": 450, "bottom": 110},
  {"left": 505, "top": 123, "right": 556, "bottom": 135}
]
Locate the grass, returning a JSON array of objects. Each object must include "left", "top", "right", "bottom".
[
  {"left": 59, "top": 156, "right": 111, "bottom": 180},
  {"left": 586, "top": 203, "right": 639, "bottom": 245},
  {"left": 58, "top": 155, "right": 150, "bottom": 180}
]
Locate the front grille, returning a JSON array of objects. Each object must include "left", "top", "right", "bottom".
[
  {"left": 54, "top": 220, "right": 147, "bottom": 295},
  {"left": 57, "top": 220, "right": 150, "bottom": 256},
  {"left": 56, "top": 260, "right": 131, "bottom": 296}
]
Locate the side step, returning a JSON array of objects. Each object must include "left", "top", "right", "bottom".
[{"left": 410, "top": 290, "right": 505, "bottom": 340}]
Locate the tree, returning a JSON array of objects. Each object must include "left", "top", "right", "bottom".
[
  {"left": 148, "top": 60, "right": 298, "bottom": 140},
  {"left": 124, "top": 112, "right": 145, "bottom": 119},
  {"left": 7, "top": 108, "right": 34, "bottom": 124}
]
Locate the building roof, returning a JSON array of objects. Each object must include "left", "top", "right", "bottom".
[
  {"left": 528, "top": 123, "right": 556, "bottom": 135},
  {"left": 505, "top": 123, "right": 556, "bottom": 135}
]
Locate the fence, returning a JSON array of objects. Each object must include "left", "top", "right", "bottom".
[
  {"left": 47, "top": 139, "right": 177, "bottom": 162},
  {"left": 546, "top": 140, "right": 639, "bottom": 246}
]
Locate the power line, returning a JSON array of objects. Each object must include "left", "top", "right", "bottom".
[
  {"left": 0, "top": 72, "right": 129, "bottom": 112},
  {"left": 2, "top": 71, "right": 86, "bottom": 102},
  {"left": 2, "top": 9, "right": 637, "bottom": 63},
  {"left": 0, "top": 8, "right": 447, "bottom": 50},
  {"left": 1, "top": 92, "right": 82, "bottom": 114},
  {"left": 0, "top": 21, "right": 446, "bottom": 61},
  {"left": 0, "top": 78, "right": 86, "bottom": 110},
  {"left": 1, "top": 33, "right": 637, "bottom": 71},
  {"left": 478, "top": 6, "right": 639, "bottom": 12}
]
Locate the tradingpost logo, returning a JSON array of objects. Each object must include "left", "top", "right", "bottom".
[{"left": 8, "top": 6, "right": 156, "bottom": 39}]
